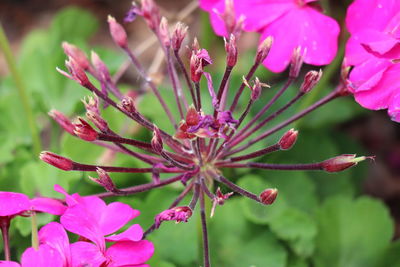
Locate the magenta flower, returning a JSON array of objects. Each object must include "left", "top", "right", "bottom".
[
  {"left": 55, "top": 185, "right": 154, "bottom": 266},
  {"left": 345, "top": 0, "right": 400, "bottom": 122},
  {"left": 200, "top": 0, "right": 340, "bottom": 72}
]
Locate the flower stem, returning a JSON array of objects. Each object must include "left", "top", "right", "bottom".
[
  {"left": 0, "top": 24, "right": 42, "bottom": 157},
  {"left": 216, "top": 174, "right": 261, "bottom": 203},
  {"left": 227, "top": 143, "right": 280, "bottom": 162},
  {"left": 0, "top": 219, "right": 11, "bottom": 261},
  {"left": 31, "top": 211, "right": 39, "bottom": 250},
  {"left": 216, "top": 161, "right": 323, "bottom": 171},
  {"left": 200, "top": 190, "right": 211, "bottom": 267},
  {"left": 214, "top": 65, "right": 233, "bottom": 117}
]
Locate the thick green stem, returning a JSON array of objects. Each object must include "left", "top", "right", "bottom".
[{"left": 0, "top": 24, "right": 42, "bottom": 157}]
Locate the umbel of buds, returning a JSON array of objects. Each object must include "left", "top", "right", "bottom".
[{"left": 42, "top": 1, "right": 371, "bottom": 266}]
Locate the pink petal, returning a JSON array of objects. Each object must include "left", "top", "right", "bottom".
[
  {"left": 54, "top": 185, "right": 78, "bottom": 206},
  {"left": 31, "top": 198, "right": 66, "bottom": 215},
  {"left": 21, "top": 244, "right": 63, "bottom": 267},
  {"left": 346, "top": 0, "right": 400, "bottom": 34},
  {"left": 60, "top": 203, "right": 105, "bottom": 251},
  {"left": 70, "top": 242, "right": 106, "bottom": 267},
  {"left": 349, "top": 58, "right": 391, "bottom": 92},
  {"left": 106, "top": 240, "right": 154, "bottom": 266},
  {"left": 262, "top": 7, "right": 339, "bottom": 72},
  {"left": 0, "top": 192, "right": 30, "bottom": 216},
  {"left": 199, "top": 0, "right": 220, "bottom": 11},
  {"left": 345, "top": 31, "right": 377, "bottom": 66},
  {"left": 38, "top": 222, "right": 71, "bottom": 267},
  {"left": 99, "top": 202, "right": 139, "bottom": 236},
  {"left": 203, "top": 72, "right": 218, "bottom": 108},
  {"left": 388, "top": 93, "right": 400, "bottom": 122},
  {"left": 105, "top": 224, "right": 143, "bottom": 243},
  {"left": 353, "top": 62, "right": 400, "bottom": 111},
  {"left": 0, "top": 261, "right": 20, "bottom": 267}
]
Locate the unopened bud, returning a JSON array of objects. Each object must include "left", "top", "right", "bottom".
[
  {"left": 151, "top": 126, "right": 163, "bottom": 153},
  {"left": 73, "top": 118, "right": 98, "bottom": 141},
  {"left": 259, "top": 188, "right": 278, "bottom": 205},
  {"left": 159, "top": 17, "right": 170, "bottom": 48},
  {"left": 171, "top": 22, "right": 188, "bottom": 51},
  {"left": 278, "top": 128, "right": 298, "bottom": 150},
  {"left": 62, "top": 42, "right": 90, "bottom": 70},
  {"left": 186, "top": 104, "right": 200, "bottom": 126},
  {"left": 108, "top": 16, "right": 128, "bottom": 48},
  {"left": 321, "top": 154, "right": 370, "bottom": 173},
  {"left": 155, "top": 206, "right": 192, "bottom": 228},
  {"left": 190, "top": 53, "right": 203, "bottom": 82},
  {"left": 289, "top": 46, "right": 306, "bottom": 78},
  {"left": 251, "top": 77, "right": 269, "bottom": 101},
  {"left": 91, "top": 51, "right": 111, "bottom": 82},
  {"left": 300, "top": 70, "right": 322, "bottom": 93},
  {"left": 211, "top": 188, "right": 234, "bottom": 217},
  {"left": 255, "top": 36, "right": 273, "bottom": 64},
  {"left": 86, "top": 111, "right": 109, "bottom": 132},
  {"left": 62, "top": 57, "right": 90, "bottom": 86},
  {"left": 140, "top": 0, "right": 161, "bottom": 30},
  {"left": 48, "top": 110, "right": 75, "bottom": 135},
  {"left": 118, "top": 97, "right": 136, "bottom": 113},
  {"left": 89, "top": 168, "right": 117, "bottom": 192},
  {"left": 39, "top": 151, "right": 73, "bottom": 171},
  {"left": 225, "top": 34, "right": 238, "bottom": 67},
  {"left": 82, "top": 95, "right": 100, "bottom": 114}
]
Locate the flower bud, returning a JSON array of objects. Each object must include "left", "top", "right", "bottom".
[
  {"left": 73, "top": 118, "right": 98, "bottom": 141},
  {"left": 278, "top": 128, "right": 298, "bottom": 150},
  {"left": 224, "top": 34, "right": 238, "bottom": 67},
  {"left": 108, "top": 16, "right": 128, "bottom": 48},
  {"left": 171, "top": 22, "right": 188, "bottom": 51},
  {"left": 89, "top": 168, "right": 117, "bottom": 192},
  {"left": 251, "top": 77, "right": 269, "bottom": 101},
  {"left": 159, "top": 17, "right": 170, "bottom": 48},
  {"left": 118, "top": 97, "right": 136, "bottom": 113},
  {"left": 59, "top": 57, "right": 90, "bottom": 86},
  {"left": 86, "top": 111, "right": 109, "bottom": 132},
  {"left": 211, "top": 187, "right": 234, "bottom": 217},
  {"left": 140, "top": 0, "right": 161, "bottom": 30},
  {"left": 321, "top": 154, "right": 369, "bottom": 172},
  {"left": 186, "top": 104, "right": 200, "bottom": 126},
  {"left": 62, "top": 42, "right": 89, "bottom": 70},
  {"left": 255, "top": 36, "right": 273, "bottom": 64},
  {"left": 190, "top": 52, "right": 203, "bottom": 82},
  {"left": 259, "top": 188, "right": 278, "bottom": 205},
  {"left": 300, "top": 70, "right": 322, "bottom": 93},
  {"left": 151, "top": 126, "right": 163, "bottom": 153},
  {"left": 48, "top": 110, "right": 75, "bottom": 135},
  {"left": 289, "top": 46, "right": 306, "bottom": 78},
  {"left": 91, "top": 51, "right": 111, "bottom": 82},
  {"left": 155, "top": 206, "right": 192, "bottom": 228},
  {"left": 39, "top": 151, "right": 73, "bottom": 171},
  {"left": 82, "top": 95, "right": 100, "bottom": 114}
]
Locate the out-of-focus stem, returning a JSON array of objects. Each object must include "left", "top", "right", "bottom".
[
  {"left": 200, "top": 190, "right": 211, "bottom": 267},
  {"left": 0, "top": 219, "right": 11, "bottom": 261},
  {"left": 31, "top": 211, "right": 39, "bottom": 250},
  {"left": 0, "top": 24, "right": 42, "bottom": 157}
]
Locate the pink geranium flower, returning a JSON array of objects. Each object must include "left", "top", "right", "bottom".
[
  {"left": 200, "top": 0, "right": 340, "bottom": 72},
  {"left": 345, "top": 0, "right": 400, "bottom": 122},
  {"left": 55, "top": 185, "right": 154, "bottom": 266}
]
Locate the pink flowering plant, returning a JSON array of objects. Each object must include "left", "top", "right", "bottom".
[{"left": 0, "top": 0, "right": 399, "bottom": 266}]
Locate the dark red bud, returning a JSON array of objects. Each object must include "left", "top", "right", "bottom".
[
  {"left": 65, "top": 57, "right": 90, "bottom": 86},
  {"left": 300, "top": 70, "right": 322, "bottom": 93},
  {"left": 259, "top": 188, "right": 278, "bottom": 205},
  {"left": 321, "top": 154, "right": 369, "bottom": 172},
  {"left": 151, "top": 126, "right": 163, "bottom": 153},
  {"left": 39, "top": 151, "right": 73, "bottom": 171},
  {"left": 48, "top": 110, "right": 75, "bottom": 136},
  {"left": 278, "top": 128, "right": 298, "bottom": 150},
  {"left": 73, "top": 118, "right": 98, "bottom": 141},
  {"left": 86, "top": 111, "right": 109, "bottom": 132},
  {"left": 118, "top": 97, "right": 136, "bottom": 113},
  {"left": 225, "top": 34, "right": 238, "bottom": 67},
  {"left": 171, "top": 22, "right": 188, "bottom": 51},
  {"left": 62, "top": 42, "right": 90, "bottom": 70},
  {"left": 108, "top": 16, "right": 128, "bottom": 48},
  {"left": 255, "top": 36, "right": 273, "bottom": 64},
  {"left": 289, "top": 46, "right": 306, "bottom": 78},
  {"left": 89, "top": 168, "right": 117, "bottom": 192},
  {"left": 186, "top": 105, "right": 200, "bottom": 126}
]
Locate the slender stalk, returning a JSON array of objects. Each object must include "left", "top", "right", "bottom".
[
  {"left": 229, "top": 62, "right": 259, "bottom": 112},
  {"left": 0, "top": 24, "right": 42, "bottom": 157},
  {"left": 31, "top": 211, "right": 39, "bottom": 250},
  {"left": 0, "top": 219, "right": 10, "bottom": 261},
  {"left": 174, "top": 50, "right": 197, "bottom": 106},
  {"left": 226, "top": 90, "right": 340, "bottom": 156},
  {"left": 195, "top": 81, "right": 202, "bottom": 110},
  {"left": 200, "top": 190, "right": 211, "bottom": 267},
  {"left": 71, "top": 162, "right": 184, "bottom": 173},
  {"left": 213, "top": 65, "right": 233, "bottom": 117},
  {"left": 189, "top": 183, "right": 201, "bottom": 210},
  {"left": 166, "top": 49, "right": 185, "bottom": 119},
  {"left": 216, "top": 161, "right": 324, "bottom": 171},
  {"left": 160, "top": 150, "right": 194, "bottom": 171},
  {"left": 227, "top": 143, "right": 280, "bottom": 162},
  {"left": 98, "top": 133, "right": 153, "bottom": 152},
  {"left": 216, "top": 174, "right": 261, "bottom": 203}
]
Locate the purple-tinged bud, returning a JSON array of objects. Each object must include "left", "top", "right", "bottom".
[
  {"left": 289, "top": 46, "right": 306, "bottom": 78},
  {"left": 251, "top": 77, "right": 269, "bottom": 101},
  {"left": 39, "top": 151, "right": 73, "bottom": 171},
  {"left": 278, "top": 128, "right": 298, "bottom": 150},
  {"left": 118, "top": 97, "right": 136, "bottom": 114},
  {"left": 255, "top": 36, "right": 273, "bottom": 64},
  {"left": 159, "top": 17, "right": 170, "bottom": 48},
  {"left": 300, "top": 70, "right": 322, "bottom": 93},
  {"left": 155, "top": 206, "right": 192, "bottom": 228},
  {"left": 62, "top": 42, "right": 90, "bottom": 70},
  {"left": 89, "top": 168, "right": 117, "bottom": 192},
  {"left": 211, "top": 187, "right": 233, "bottom": 217},
  {"left": 321, "top": 154, "right": 370, "bottom": 173},
  {"left": 108, "top": 16, "right": 128, "bottom": 48},
  {"left": 86, "top": 111, "right": 109, "bottom": 132},
  {"left": 151, "top": 126, "right": 163, "bottom": 153},
  {"left": 190, "top": 52, "right": 203, "bottom": 82},
  {"left": 82, "top": 95, "right": 100, "bottom": 114},
  {"left": 48, "top": 110, "right": 75, "bottom": 136},
  {"left": 171, "top": 22, "right": 188, "bottom": 52},
  {"left": 224, "top": 34, "right": 238, "bottom": 67},
  {"left": 259, "top": 188, "right": 278, "bottom": 205},
  {"left": 140, "top": 0, "right": 161, "bottom": 31},
  {"left": 73, "top": 118, "right": 98, "bottom": 141},
  {"left": 91, "top": 51, "right": 111, "bottom": 82},
  {"left": 59, "top": 57, "right": 90, "bottom": 86}
]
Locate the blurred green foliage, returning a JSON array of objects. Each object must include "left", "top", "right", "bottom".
[{"left": 0, "top": 6, "right": 398, "bottom": 267}]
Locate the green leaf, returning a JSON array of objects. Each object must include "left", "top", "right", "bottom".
[{"left": 314, "top": 196, "right": 394, "bottom": 267}]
